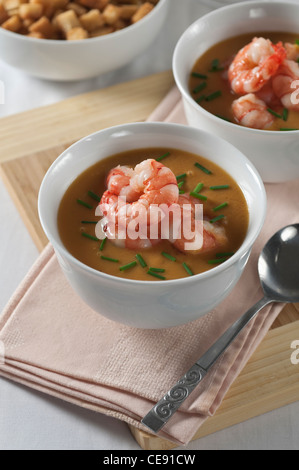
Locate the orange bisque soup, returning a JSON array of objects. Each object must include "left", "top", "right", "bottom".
[
  {"left": 58, "top": 148, "right": 249, "bottom": 281},
  {"left": 189, "top": 32, "right": 299, "bottom": 131}
]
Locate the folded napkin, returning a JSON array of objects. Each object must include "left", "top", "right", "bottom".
[{"left": 1, "top": 87, "right": 299, "bottom": 447}]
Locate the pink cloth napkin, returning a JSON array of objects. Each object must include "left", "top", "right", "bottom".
[{"left": 0, "top": 87, "right": 299, "bottom": 447}]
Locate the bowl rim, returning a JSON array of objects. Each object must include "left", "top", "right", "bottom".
[
  {"left": 0, "top": 0, "right": 168, "bottom": 45},
  {"left": 38, "top": 121, "right": 267, "bottom": 287},
  {"left": 172, "top": 0, "right": 299, "bottom": 136}
]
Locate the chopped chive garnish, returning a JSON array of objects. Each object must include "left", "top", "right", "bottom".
[
  {"left": 156, "top": 151, "right": 170, "bottom": 162},
  {"left": 182, "top": 263, "right": 194, "bottom": 276},
  {"left": 81, "top": 232, "right": 99, "bottom": 241},
  {"left": 210, "top": 214, "right": 225, "bottom": 223},
  {"left": 216, "top": 252, "right": 234, "bottom": 258},
  {"left": 210, "top": 58, "right": 224, "bottom": 72},
  {"left": 208, "top": 257, "right": 228, "bottom": 265},
  {"left": 176, "top": 173, "right": 187, "bottom": 181},
  {"left": 162, "top": 252, "right": 176, "bottom": 262},
  {"left": 136, "top": 253, "right": 147, "bottom": 268},
  {"left": 194, "top": 162, "right": 212, "bottom": 175},
  {"left": 149, "top": 267, "right": 165, "bottom": 273},
  {"left": 297, "top": 57, "right": 299, "bottom": 64},
  {"left": 193, "top": 182, "right": 204, "bottom": 193},
  {"left": 178, "top": 181, "right": 184, "bottom": 189},
  {"left": 77, "top": 199, "right": 93, "bottom": 209},
  {"left": 210, "top": 184, "right": 230, "bottom": 190},
  {"left": 190, "top": 191, "right": 207, "bottom": 201},
  {"left": 213, "top": 202, "right": 228, "bottom": 212},
  {"left": 81, "top": 220, "right": 97, "bottom": 224},
  {"left": 267, "top": 107, "right": 289, "bottom": 122},
  {"left": 99, "top": 237, "right": 107, "bottom": 251},
  {"left": 192, "top": 81, "right": 207, "bottom": 94},
  {"left": 196, "top": 94, "right": 206, "bottom": 103},
  {"left": 147, "top": 270, "right": 166, "bottom": 280},
  {"left": 216, "top": 114, "right": 231, "bottom": 122},
  {"left": 101, "top": 255, "right": 119, "bottom": 263},
  {"left": 282, "top": 108, "right": 289, "bottom": 121},
  {"left": 192, "top": 72, "right": 208, "bottom": 79},
  {"left": 120, "top": 261, "right": 137, "bottom": 271},
  {"left": 179, "top": 190, "right": 185, "bottom": 194},
  {"left": 267, "top": 108, "right": 283, "bottom": 119},
  {"left": 205, "top": 90, "right": 222, "bottom": 101},
  {"left": 88, "top": 190, "right": 101, "bottom": 202},
  {"left": 295, "top": 39, "right": 299, "bottom": 45},
  {"left": 280, "top": 128, "right": 298, "bottom": 131}
]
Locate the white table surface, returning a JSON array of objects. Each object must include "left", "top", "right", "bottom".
[{"left": 0, "top": 0, "right": 299, "bottom": 451}]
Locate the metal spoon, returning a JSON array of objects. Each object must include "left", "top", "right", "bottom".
[{"left": 142, "top": 224, "right": 299, "bottom": 434}]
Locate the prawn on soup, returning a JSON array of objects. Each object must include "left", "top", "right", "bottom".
[
  {"left": 189, "top": 32, "right": 299, "bottom": 131},
  {"left": 57, "top": 148, "right": 249, "bottom": 281}
]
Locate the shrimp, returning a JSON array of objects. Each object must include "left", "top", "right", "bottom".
[
  {"left": 105, "top": 166, "right": 141, "bottom": 202},
  {"left": 228, "top": 37, "right": 286, "bottom": 95},
  {"left": 272, "top": 59, "right": 299, "bottom": 111},
  {"left": 256, "top": 80, "right": 281, "bottom": 109},
  {"left": 231, "top": 93, "right": 275, "bottom": 130},
  {"left": 170, "top": 194, "right": 228, "bottom": 255},
  {"left": 99, "top": 159, "right": 179, "bottom": 249}
]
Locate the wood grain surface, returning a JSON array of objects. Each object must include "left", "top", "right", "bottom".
[{"left": 0, "top": 70, "right": 174, "bottom": 164}]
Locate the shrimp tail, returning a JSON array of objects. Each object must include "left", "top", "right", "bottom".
[{"left": 270, "top": 41, "right": 287, "bottom": 72}]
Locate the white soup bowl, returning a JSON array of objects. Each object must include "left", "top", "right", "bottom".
[
  {"left": 0, "top": 0, "right": 168, "bottom": 81},
  {"left": 173, "top": 1, "right": 299, "bottom": 183},
  {"left": 38, "top": 122, "right": 266, "bottom": 329}
]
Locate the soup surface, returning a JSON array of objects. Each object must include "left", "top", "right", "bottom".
[
  {"left": 189, "top": 32, "right": 299, "bottom": 131},
  {"left": 58, "top": 148, "right": 249, "bottom": 281}
]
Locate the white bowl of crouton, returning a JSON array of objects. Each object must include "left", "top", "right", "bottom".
[{"left": 0, "top": 0, "right": 168, "bottom": 81}]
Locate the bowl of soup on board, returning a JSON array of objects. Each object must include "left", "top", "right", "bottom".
[
  {"left": 38, "top": 122, "right": 266, "bottom": 329},
  {"left": 173, "top": 1, "right": 299, "bottom": 183}
]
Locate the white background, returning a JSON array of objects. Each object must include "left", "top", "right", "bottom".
[{"left": 0, "top": 0, "right": 299, "bottom": 450}]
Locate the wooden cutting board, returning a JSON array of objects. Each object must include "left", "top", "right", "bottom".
[{"left": 0, "top": 70, "right": 299, "bottom": 450}]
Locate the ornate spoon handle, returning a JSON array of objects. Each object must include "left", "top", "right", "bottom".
[
  {"left": 142, "top": 297, "right": 273, "bottom": 434},
  {"left": 141, "top": 363, "right": 207, "bottom": 433}
]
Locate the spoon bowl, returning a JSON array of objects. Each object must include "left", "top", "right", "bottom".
[{"left": 259, "top": 224, "right": 299, "bottom": 303}]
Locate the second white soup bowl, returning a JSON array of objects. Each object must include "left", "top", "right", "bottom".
[{"left": 173, "top": 1, "right": 299, "bottom": 183}]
